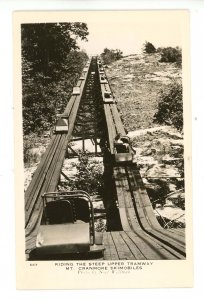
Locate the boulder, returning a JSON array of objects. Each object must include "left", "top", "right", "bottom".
[{"left": 143, "top": 149, "right": 152, "bottom": 156}]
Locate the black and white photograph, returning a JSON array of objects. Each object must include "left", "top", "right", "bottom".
[{"left": 14, "top": 10, "right": 192, "bottom": 288}]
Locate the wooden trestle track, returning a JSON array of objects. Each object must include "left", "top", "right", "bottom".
[{"left": 25, "top": 57, "right": 186, "bottom": 260}]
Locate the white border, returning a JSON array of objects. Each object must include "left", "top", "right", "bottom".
[{"left": 0, "top": 0, "right": 204, "bottom": 298}]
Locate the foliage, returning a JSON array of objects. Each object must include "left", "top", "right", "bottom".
[
  {"left": 101, "top": 48, "right": 123, "bottom": 64},
  {"left": 67, "top": 151, "right": 103, "bottom": 195},
  {"left": 159, "top": 46, "right": 182, "bottom": 67},
  {"left": 23, "top": 143, "right": 39, "bottom": 165},
  {"left": 21, "top": 23, "right": 89, "bottom": 135},
  {"left": 143, "top": 41, "right": 156, "bottom": 54},
  {"left": 172, "top": 193, "right": 185, "bottom": 210},
  {"left": 153, "top": 81, "right": 183, "bottom": 131},
  {"left": 23, "top": 133, "right": 50, "bottom": 165},
  {"left": 23, "top": 137, "right": 34, "bottom": 164},
  {"left": 146, "top": 179, "right": 170, "bottom": 208},
  {"left": 22, "top": 50, "right": 88, "bottom": 134},
  {"left": 95, "top": 219, "right": 106, "bottom": 232},
  {"left": 22, "top": 23, "right": 88, "bottom": 75}
]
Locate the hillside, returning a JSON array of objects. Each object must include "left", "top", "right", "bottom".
[
  {"left": 106, "top": 53, "right": 185, "bottom": 228},
  {"left": 106, "top": 53, "right": 181, "bottom": 130}
]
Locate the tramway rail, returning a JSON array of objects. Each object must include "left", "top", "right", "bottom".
[
  {"left": 99, "top": 59, "right": 185, "bottom": 260},
  {"left": 25, "top": 57, "right": 186, "bottom": 260}
]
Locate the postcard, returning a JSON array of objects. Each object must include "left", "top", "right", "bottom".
[{"left": 14, "top": 10, "right": 192, "bottom": 289}]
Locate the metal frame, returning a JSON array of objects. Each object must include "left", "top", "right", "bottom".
[
  {"left": 54, "top": 116, "right": 69, "bottom": 133},
  {"left": 42, "top": 190, "right": 95, "bottom": 245}
]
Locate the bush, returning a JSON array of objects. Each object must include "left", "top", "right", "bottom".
[
  {"left": 101, "top": 48, "right": 123, "bottom": 64},
  {"left": 153, "top": 81, "right": 183, "bottom": 131},
  {"left": 23, "top": 138, "right": 33, "bottom": 164},
  {"left": 23, "top": 136, "right": 40, "bottom": 165},
  {"left": 159, "top": 47, "right": 182, "bottom": 66},
  {"left": 64, "top": 151, "right": 103, "bottom": 195},
  {"left": 143, "top": 41, "right": 156, "bottom": 54}
]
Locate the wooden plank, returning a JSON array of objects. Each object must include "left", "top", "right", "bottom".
[
  {"left": 25, "top": 60, "right": 92, "bottom": 241},
  {"left": 107, "top": 105, "right": 117, "bottom": 138},
  {"left": 104, "top": 105, "right": 116, "bottom": 154},
  {"left": 111, "top": 231, "right": 135, "bottom": 260},
  {"left": 145, "top": 205, "right": 164, "bottom": 229},
  {"left": 114, "top": 167, "right": 133, "bottom": 208},
  {"left": 120, "top": 167, "right": 133, "bottom": 208},
  {"left": 126, "top": 231, "right": 173, "bottom": 260},
  {"left": 33, "top": 135, "right": 66, "bottom": 211},
  {"left": 113, "top": 168, "right": 125, "bottom": 207},
  {"left": 25, "top": 66, "right": 87, "bottom": 217},
  {"left": 25, "top": 148, "right": 59, "bottom": 224},
  {"left": 110, "top": 104, "right": 126, "bottom": 135},
  {"left": 63, "top": 60, "right": 90, "bottom": 116},
  {"left": 25, "top": 157, "right": 68, "bottom": 235},
  {"left": 137, "top": 197, "right": 185, "bottom": 252},
  {"left": 25, "top": 205, "right": 43, "bottom": 239},
  {"left": 39, "top": 75, "right": 86, "bottom": 193},
  {"left": 127, "top": 167, "right": 185, "bottom": 251},
  {"left": 118, "top": 208, "right": 132, "bottom": 232},
  {"left": 26, "top": 236, "right": 36, "bottom": 249},
  {"left": 103, "top": 232, "right": 119, "bottom": 260},
  {"left": 46, "top": 136, "right": 68, "bottom": 192},
  {"left": 129, "top": 166, "right": 161, "bottom": 228},
  {"left": 144, "top": 232, "right": 185, "bottom": 259},
  {"left": 134, "top": 206, "right": 152, "bottom": 231},
  {"left": 128, "top": 167, "right": 164, "bottom": 230},
  {"left": 114, "top": 166, "right": 184, "bottom": 258},
  {"left": 168, "top": 228, "right": 185, "bottom": 237},
  {"left": 25, "top": 135, "right": 60, "bottom": 210},
  {"left": 63, "top": 96, "right": 77, "bottom": 116},
  {"left": 127, "top": 207, "right": 142, "bottom": 231},
  {"left": 120, "top": 231, "right": 146, "bottom": 260}
]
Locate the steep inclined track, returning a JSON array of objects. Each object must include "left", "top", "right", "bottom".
[
  {"left": 111, "top": 166, "right": 185, "bottom": 260},
  {"left": 25, "top": 61, "right": 92, "bottom": 252},
  {"left": 103, "top": 104, "right": 126, "bottom": 154},
  {"left": 127, "top": 166, "right": 185, "bottom": 246},
  {"left": 101, "top": 61, "right": 186, "bottom": 260},
  {"left": 25, "top": 57, "right": 186, "bottom": 260}
]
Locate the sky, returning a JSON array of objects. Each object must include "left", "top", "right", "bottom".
[{"left": 76, "top": 11, "right": 187, "bottom": 56}]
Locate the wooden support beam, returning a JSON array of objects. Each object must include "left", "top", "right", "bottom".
[
  {"left": 60, "top": 171, "right": 70, "bottom": 181},
  {"left": 67, "top": 145, "right": 79, "bottom": 156},
  {"left": 95, "top": 138, "right": 98, "bottom": 155},
  {"left": 75, "top": 121, "right": 96, "bottom": 126},
  {"left": 72, "top": 135, "right": 99, "bottom": 142},
  {"left": 82, "top": 132, "right": 85, "bottom": 152}
]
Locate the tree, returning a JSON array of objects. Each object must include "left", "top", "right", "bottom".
[
  {"left": 101, "top": 48, "right": 123, "bottom": 64},
  {"left": 22, "top": 50, "right": 88, "bottom": 135},
  {"left": 143, "top": 41, "right": 156, "bottom": 54},
  {"left": 153, "top": 81, "right": 183, "bottom": 131},
  {"left": 159, "top": 47, "right": 182, "bottom": 67},
  {"left": 21, "top": 23, "right": 89, "bottom": 135},
  {"left": 21, "top": 23, "right": 89, "bottom": 75}
]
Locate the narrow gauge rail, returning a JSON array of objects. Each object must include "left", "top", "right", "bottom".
[
  {"left": 25, "top": 60, "right": 92, "bottom": 254},
  {"left": 98, "top": 58, "right": 186, "bottom": 260}
]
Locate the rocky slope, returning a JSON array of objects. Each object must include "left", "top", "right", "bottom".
[{"left": 106, "top": 53, "right": 185, "bottom": 228}]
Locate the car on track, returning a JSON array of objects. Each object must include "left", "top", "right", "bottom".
[
  {"left": 114, "top": 135, "right": 136, "bottom": 163},
  {"left": 35, "top": 190, "right": 105, "bottom": 256}
]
